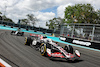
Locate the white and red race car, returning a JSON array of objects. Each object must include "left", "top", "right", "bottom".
[
  {"left": 11, "top": 31, "right": 24, "bottom": 36},
  {"left": 11, "top": 28, "right": 24, "bottom": 36},
  {"left": 25, "top": 34, "right": 81, "bottom": 61}
]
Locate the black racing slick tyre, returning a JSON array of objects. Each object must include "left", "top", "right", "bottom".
[
  {"left": 21, "top": 32, "right": 24, "bottom": 36},
  {"left": 10, "top": 32, "right": 12, "bottom": 35},
  {"left": 40, "top": 43, "right": 46, "bottom": 56},
  {"left": 64, "top": 45, "right": 73, "bottom": 54},
  {"left": 10, "top": 31, "right": 14, "bottom": 35},
  {"left": 25, "top": 37, "right": 31, "bottom": 46},
  {"left": 20, "top": 33, "right": 23, "bottom": 36}
]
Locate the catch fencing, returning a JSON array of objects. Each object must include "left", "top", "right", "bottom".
[
  {"left": 59, "top": 23, "right": 100, "bottom": 42},
  {"left": 0, "top": 20, "right": 53, "bottom": 34}
]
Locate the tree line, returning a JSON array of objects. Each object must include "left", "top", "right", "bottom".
[
  {"left": 0, "top": 12, "right": 14, "bottom": 23},
  {"left": 0, "top": 3, "right": 100, "bottom": 29},
  {"left": 20, "top": 14, "right": 38, "bottom": 26},
  {"left": 0, "top": 12, "right": 38, "bottom": 26},
  {"left": 46, "top": 4, "right": 100, "bottom": 30}
]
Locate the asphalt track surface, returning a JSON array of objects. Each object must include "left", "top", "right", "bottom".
[{"left": 0, "top": 30, "right": 100, "bottom": 67}]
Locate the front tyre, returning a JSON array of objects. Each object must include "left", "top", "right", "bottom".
[
  {"left": 40, "top": 43, "right": 46, "bottom": 56},
  {"left": 64, "top": 45, "right": 73, "bottom": 54}
]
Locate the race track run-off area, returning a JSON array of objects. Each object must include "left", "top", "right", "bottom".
[{"left": 0, "top": 30, "right": 100, "bottom": 67}]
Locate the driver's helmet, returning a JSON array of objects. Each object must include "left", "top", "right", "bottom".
[
  {"left": 43, "top": 36, "right": 47, "bottom": 38},
  {"left": 46, "top": 38, "right": 52, "bottom": 43},
  {"left": 17, "top": 28, "right": 21, "bottom": 32}
]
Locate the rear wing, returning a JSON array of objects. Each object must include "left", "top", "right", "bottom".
[{"left": 30, "top": 34, "right": 43, "bottom": 39}]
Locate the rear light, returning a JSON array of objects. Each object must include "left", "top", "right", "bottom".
[{"left": 22, "top": 32, "right": 24, "bottom": 33}]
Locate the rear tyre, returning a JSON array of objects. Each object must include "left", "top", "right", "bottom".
[
  {"left": 64, "top": 45, "right": 73, "bottom": 54},
  {"left": 21, "top": 33, "right": 23, "bottom": 36},
  {"left": 25, "top": 37, "right": 31, "bottom": 46},
  {"left": 10, "top": 31, "right": 13, "bottom": 35}
]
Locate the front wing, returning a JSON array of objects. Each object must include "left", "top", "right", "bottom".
[{"left": 46, "top": 48, "right": 80, "bottom": 61}]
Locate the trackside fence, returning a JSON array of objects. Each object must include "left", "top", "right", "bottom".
[
  {"left": 0, "top": 20, "right": 53, "bottom": 34},
  {"left": 60, "top": 23, "right": 100, "bottom": 42}
]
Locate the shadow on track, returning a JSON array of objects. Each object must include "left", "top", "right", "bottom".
[{"left": 50, "top": 58, "right": 83, "bottom": 63}]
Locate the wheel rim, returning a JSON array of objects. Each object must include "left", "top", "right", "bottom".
[
  {"left": 25, "top": 37, "right": 27, "bottom": 45},
  {"left": 41, "top": 46, "right": 44, "bottom": 53}
]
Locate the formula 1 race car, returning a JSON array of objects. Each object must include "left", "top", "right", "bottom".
[
  {"left": 11, "top": 31, "right": 24, "bottom": 36},
  {"left": 25, "top": 34, "right": 80, "bottom": 61}
]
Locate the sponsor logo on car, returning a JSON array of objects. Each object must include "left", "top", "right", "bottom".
[{"left": 51, "top": 52, "right": 64, "bottom": 58}]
